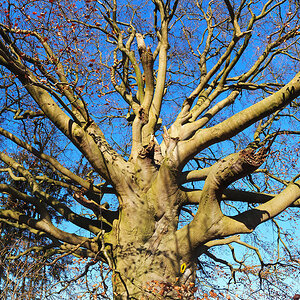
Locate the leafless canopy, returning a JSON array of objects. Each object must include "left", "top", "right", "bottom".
[{"left": 0, "top": 0, "right": 300, "bottom": 298}]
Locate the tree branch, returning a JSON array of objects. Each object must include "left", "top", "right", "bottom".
[
  {"left": 219, "top": 179, "right": 300, "bottom": 236},
  {"left": 178, "top": 71, "right": 300, "bottom": 167}
]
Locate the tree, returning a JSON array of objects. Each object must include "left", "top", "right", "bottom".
[
  {"left": 0, "top": 225, "right": 69, "bottom": 299},
  {"left": 0, "top": 0, "right": 300, "bottom": 298},
  {"left": 0, "top": 178, "right": 74, "bottom": 299}
]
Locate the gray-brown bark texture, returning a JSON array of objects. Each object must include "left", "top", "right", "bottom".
[{"left": 1, "top": 1, "right": 300, "bottom": 299}]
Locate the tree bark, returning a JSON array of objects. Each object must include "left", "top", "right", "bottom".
[
  {"left": 109, "top": 202, "right": 197, "bottom": 299},
  {"left": 105, "top": 162, "right": 198, "bottom": 299}
]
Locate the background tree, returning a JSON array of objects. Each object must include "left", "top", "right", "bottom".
[
  {"left": 0, "top": 225, "right": 68, "bottom": 299},
  {"left": 0, "top": 0, "right": 300, "bottom": 298},
  {"left": 0, "top": 157, "right": 84, "bottom": 299}
]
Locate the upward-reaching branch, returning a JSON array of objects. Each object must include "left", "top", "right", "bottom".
[
  {"left": 140, "top": 0, "right": 173, "bottom": 145},
  {"left": 0, "top": 25, "right": 129, "bottom": 187},
  {"left": 177, "top": 72, "right": 300, "bottom": 168}
]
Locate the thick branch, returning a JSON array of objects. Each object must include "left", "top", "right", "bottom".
[
  {"left": 0, "top": 152, "right": 111, "bottom": 233},
  {"left": 178, "top": 167, "right": 211, "bottom": 184},
  {"left": 178, "top": 71, "right": 300, "bottom": 167},
  {"left": 141, "top": 1, "right": 170, "bottom": 145},
  {"left": 0, "top": 209, "right": 99, "bottom": 253},
  {"left": 218, "top": 180, "right": 300, "bottom": 236},
  {"left": 136, "top": 33, "right": 154, "bottom": 114},
  {"left": 0, "top": 31, "right": 128, "bottom": 186},
  {"left": 176, "top": 147, "right": 269, "bottom": 252}
]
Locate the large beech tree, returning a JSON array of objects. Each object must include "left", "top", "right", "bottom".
[{"left": 1, "top": 0, "right": 300, "bottom": 298}]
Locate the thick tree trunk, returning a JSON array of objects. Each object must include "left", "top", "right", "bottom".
[
  {"left": 111, "top": 238, "right": 197, "bottom": 299},
  {"left": 99, "top": 154, "right": 203, "bottom": 299},
  {"left": 106, "top": 191, "right": 197, "bottom": 299}
]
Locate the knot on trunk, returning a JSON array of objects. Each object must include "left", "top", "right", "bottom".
[
  {"left": 138, "top": 135, "right": 163, "bottom": 165},
  {"left": 138, "top": 106, "right": 148, "bottom": 124},
  {"left": 240, "top": 147, "right": 268, "bottom": 167},
  {"left": 139, "top": 138, "right": 155, "bottom": 159},
  {"left": 241, "top": 129, "right": 279, "bottom": 166},
  {"left": 212, "top": 146, "right": 271, "bottom": 190}
]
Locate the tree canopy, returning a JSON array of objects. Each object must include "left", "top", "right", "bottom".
[{"left": 0, "top": 0, "right": 300, "bottom": 299}]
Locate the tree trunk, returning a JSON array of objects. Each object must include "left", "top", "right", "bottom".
[
  {"left": 112, "top": 254, "right": 196, "bottom": 299},
  {"left": 111, "top": 238, "right": 197, "bottom": 299},
  {"left": 107, "top": 191, "right": 197, "bottom": 299}
]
